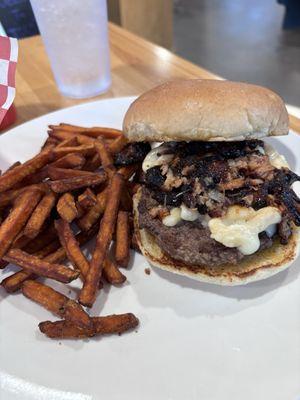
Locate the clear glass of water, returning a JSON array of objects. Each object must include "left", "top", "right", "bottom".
[{"left": 30, "top": 0, "right": 111, "bottom": 98}]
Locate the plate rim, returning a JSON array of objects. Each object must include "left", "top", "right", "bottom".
[{"left": 2, "top": 95, "right": 137, "bottom": 139}]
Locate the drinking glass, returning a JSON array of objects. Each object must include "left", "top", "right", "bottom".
[{"left": 30, "top": 0, "right": 111, "bottom": 98}]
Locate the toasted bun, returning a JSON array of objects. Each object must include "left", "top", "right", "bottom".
[
  {"left": 123, "top": 79, "right": 289, "bottom": 142},
  {"left": 133, "top": 189, "right": 300, "bottom": 286}
]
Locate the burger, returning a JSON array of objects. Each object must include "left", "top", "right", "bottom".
[{"left": 120, "top": 79, "right": 300, "bottom": 285}]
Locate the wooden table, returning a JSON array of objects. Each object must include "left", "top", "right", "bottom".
[{"left": 14, "top": 22, "right": 300, "bottom": 132}]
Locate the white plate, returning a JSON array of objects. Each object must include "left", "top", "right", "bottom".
[{"left": 0, "top": 97, "right": 300, "bottom": 400}]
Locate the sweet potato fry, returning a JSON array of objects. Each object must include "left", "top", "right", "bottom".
[
  {"left": 48, "top": 166, "right": 95, "bottom": 180},
  {"left": 19, "top": 153, "right": 86, "bottom": 186},
  {"left": 84, "top": 127, "right": 122, "bottom": 139},
  {"left": 75, "top": 203, "right": 85, "bottom": 218},
  {"left": 23, "top": 192, "right": 57, "bottom": 239},
  {"left": 49, "top": 129, "right": 94, "bottom": 145},
  {"left": 1, "top": 270, "right": 34, "bottom": 292},
  {"left": 3, "top": 161, "right": 21, "bottom": 174},
  {"left": 11, "top": 232, "right": 33, "bottom": 250},
  {"left": 56, "top": 137, "right": 78, "bottom": 148},
  {"left": 4, "top": 249, "right": 79, "bottom": 283},
  {"left": 108, "top": 135, "right": 128, "bottom": 154},
  {"left": 0, "top": 121, "right": 142, "bottom": 341},
  {"left": 115, "top": 211, "right": 130, "bottom": 268},
  {"left": 22, "top": 280, "right": 92, "bottom": 329},
  {"left": 49, "top": 123, "right": 123, "bottom": 139},
  {"left": 77, "top": 188, "right": 97, "bottom": 210},
  {"left": 23, "top": 224, "right": 57, "bottom": 253},
  {"left": 0, "top": 183, "right": 47, "bottom": 208},
  {"left": 0, "top": 189, "right": 19, "bottom": 206},
  {"left": 79, "top": 173, "right": 123, "bottom": 307},
  {"left": 41, "top": 137, "right": 58, "bottom": 150},
  {"left": 0, "top": 150, "right": 54, "bottom": 193},
  {"left": 1, "top": 226, "right": 98, "bottom": 292},
  {"left": 83, "top": 153, "right": 101, "bottom": 172},
  {"left": 52, "top": 144, "right": 95, "bottom": 158},
  {"left": 94, "top": 138, "right": 116, "bottom": 178},
  {"left": 25, "top": 153, "right": 85, "bottom": 185},
  {"left": 57, "top": 193, "right": 78, "bottom": 222},
  {"left": 0, "top": 224, "right": 56, "bottom": 272},
  {"left": 103, "top": 257, "right": 126, "bottom": 284},
  {"left": 55, "top": 219, "right": 90, "bottom": 279},
  {"left": 1, "top": 241, "right": 59, "bottom": 292},
  {"left": 0, "top": 189, "right": 43, "bottom": 259},
  {"left": 77, "top": 188, "right": 107, "bottom": 231},
  {"left": 117, "top": 165, "right": 138, "bottom": 181},
  {"left": 33, "top": 240, "right": 61, "bottom": 258},
  {"left": 120, "top": 185, "right": 133, "bottom": 211},
  {"left": 49, "top": 171, "right": 106, "bottom": 193},
  {"left": 51, "top": 153, "right": 85, "bottom": 170},
  {"left": 94, "top": 138, "right": 114, "bottom": 168},
  {"left": 47, "top": 224, "right": 98, "bottom": 263},
  {"left": 39, "top": 313, "right": 139, "bottom": 339}
]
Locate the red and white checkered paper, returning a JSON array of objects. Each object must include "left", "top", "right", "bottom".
[{"left": 0, "top": 36, "right": 18, "bottom": 124}]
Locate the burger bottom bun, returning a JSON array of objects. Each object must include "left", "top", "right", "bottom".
[{"left": 133, "top": 190, "right": 300, "bottom": 286}]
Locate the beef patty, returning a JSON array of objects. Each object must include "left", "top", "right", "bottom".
[{"left": 138, "top": 188, "right": 273, "bottom": 267}]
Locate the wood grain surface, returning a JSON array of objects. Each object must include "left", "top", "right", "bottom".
[{"left": 12, "top": 22, "right": 300, "bottom": 133}]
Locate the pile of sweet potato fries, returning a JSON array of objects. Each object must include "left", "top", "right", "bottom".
[{"left": 0, "top": 123, "right": 140, "bottom": 339}]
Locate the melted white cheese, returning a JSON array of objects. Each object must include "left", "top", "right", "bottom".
[
  {"left": 142, "top": 144, "right": 174, "bottom": 172},
  {"left": 180, "top": 204, "right": 200, "bottom": 221},
  {"left": 208, "top": 206, "right": 281, "bottom": 255},
  {"left": 162, "top": 207, "right": 181, "bottom": 226},
  {"left": 148, "top": 142, "right": 286, "bottom": 247},
  {"left": 162, "top": 204, "right": 201, "bottom": 226},
  {"left": 265, "top": 143, "right": 289, "bottom": 168},
  {"left": 265, "top": 223, "right": 277, "bottom": 238}
]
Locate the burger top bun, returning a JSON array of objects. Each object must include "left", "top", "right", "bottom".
[{"left": 123, "top": 79, "right": 289, "bottom": 142}]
